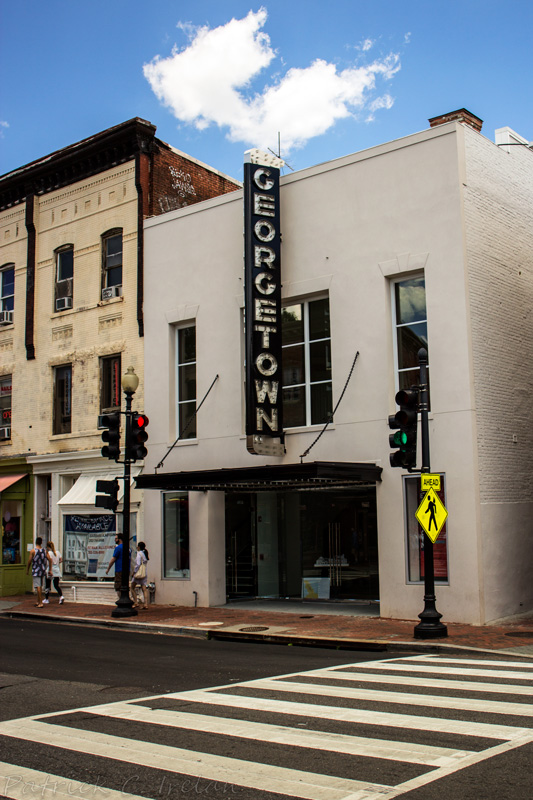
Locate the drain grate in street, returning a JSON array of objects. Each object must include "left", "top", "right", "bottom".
[
  {"left": 504, "top": 631, "right": 533, "bottom": 637},
  {"left": 299, "top": 615, "right": 315, "bottom": 619},
  {"left": 239, "top": 626, "right": 269, "bottom": 632}
]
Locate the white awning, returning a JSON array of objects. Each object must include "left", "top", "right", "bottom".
[{"left": 57, "top": 469, "right": 141, "bottom": 506}]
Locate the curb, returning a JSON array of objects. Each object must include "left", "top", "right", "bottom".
[{"left": 4, "top": 609, "right": 532, "bottom": 658}]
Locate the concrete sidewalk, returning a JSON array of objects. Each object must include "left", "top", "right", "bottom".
[{"left": 2, "top": 594, "right": 533, "bottom": 657}]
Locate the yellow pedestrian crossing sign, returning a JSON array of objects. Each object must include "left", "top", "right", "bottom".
[{"left": 415, "top": 487, "right": 448, "bottom": 543}]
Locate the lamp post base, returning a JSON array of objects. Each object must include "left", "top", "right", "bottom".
[
  {"left": 112, "top": 593, "right": 138, "bottom": 618},
  {"left": 414, "top": 602, "right": 448, "bottom": 639}
]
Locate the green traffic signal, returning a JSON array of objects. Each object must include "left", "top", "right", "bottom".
[
  {"left": 388, "top": 388, "right": 419, "bottom": 469},
  {"left": 389, "top": 430, "right": 408, "bottom": 447}
]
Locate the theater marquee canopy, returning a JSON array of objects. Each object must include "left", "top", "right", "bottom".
[{"left": 136, "top": 461, "right": 382, "bottom": 493}]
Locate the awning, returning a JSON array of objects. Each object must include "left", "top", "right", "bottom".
[
  {"left": 0, "top": 474, "right": 25, "bottom": 493},
  {"left": 58, "top": 469, "right": 141, "bottom": 506},
  {"left": 136, "top": 461, "right": 382, "bottom": 493}
]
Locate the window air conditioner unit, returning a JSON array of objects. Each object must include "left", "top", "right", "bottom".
[
  {"left": 0, "top": 427, "right": 11, "bottom": 440},
  {"left": 102, "top": 286, "right": 122, "bottom": 300},
  {"left": 55, "top": 297, "right": 73, "bottom": 312},
  {"left": 0, "top": 311, "right": 13, "bottom": 325}
]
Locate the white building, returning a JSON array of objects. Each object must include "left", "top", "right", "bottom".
[{"left": 139, "top": 110, "right": 533, "bottom": 625}]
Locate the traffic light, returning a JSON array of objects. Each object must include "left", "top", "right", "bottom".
[
  {"left": 95, "top": 478, "right": 119, "bottom": 512},
  {"left": 100, "top": 412, "right": 121, "bottom": 461},
  {"left": 127, "top": 412, "right": 149, "bottom": 461},
  {"left": 388, "top": 388, "right": 419, "bottom": 469}
]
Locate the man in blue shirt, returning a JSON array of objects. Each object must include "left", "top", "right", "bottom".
[{"left": 105, "top": 534, "right": 126, "bottom": 597}]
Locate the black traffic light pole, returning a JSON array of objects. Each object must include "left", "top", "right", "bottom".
[
  {"left": 112, "top": 386, "right": 137, "bottom": 619},
  {"left": 413, "top": 348, "right": 447, "bottom": 639}
]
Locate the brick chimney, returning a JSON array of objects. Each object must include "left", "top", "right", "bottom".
[{"left": 428, "top": 108, "right": 483, "bottom": 133}]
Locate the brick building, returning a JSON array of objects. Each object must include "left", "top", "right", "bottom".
[
  {"left": 0, "top": 118, "right": 239, "bottom": 597},
  {"left": 139, "top": 110, "right": 533, "bottom": 624}
]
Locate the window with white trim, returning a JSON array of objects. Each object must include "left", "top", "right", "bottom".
[
  {"left": 281, "top": 297, "right": 332, "bottom": 428},
  {"left": 102, "top": 230, "right": 123, "bottom": 290},
  {"left": 54, "top": 246, "right": 74, "bottom": 312},
  {"left": 392, "top": 275, "right": 429, "bottom": 397},
  {"left": 0, "top": 265, "right": 14, "bottom": 313},
  {"left": 176, "top": 326, "right": 196, "bottom": 439}
]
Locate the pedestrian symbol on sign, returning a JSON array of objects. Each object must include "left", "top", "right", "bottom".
[{"left": 415, "top": 486, "right": 448, "bottom": 543}]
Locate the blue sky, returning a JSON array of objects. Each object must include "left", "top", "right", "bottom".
[{"left": 1, "top": 1, "right": 532, "bottom": 182}]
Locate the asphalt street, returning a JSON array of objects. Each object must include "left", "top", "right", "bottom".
[{"left": 1, "top": 618, "right": 532, "bottom": 800}]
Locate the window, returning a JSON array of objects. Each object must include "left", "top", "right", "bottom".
[
  {"left": 176, "top": 326, "right": 196, "bottom": 439},
  {"left": 163, "top": 492, "right": 190, "bottom": 578},
  {"left": 392, "top": 276, "right": 428, "bottom": 393},
  {"left": 54, "top": 246, "right": 74, "bottom": 312},
  {"left": 0, "top": 265, "right": 14, "bottom": 313},
  {"left": 0, "top": 376, "right": 11, "bottom": 437},
  {"left": 100, "top": 355, "right": 121, "bottom": 413},
  {"left": 102, "top": 230, "right": 123, "bottom": 289},
  {"left": 1, "top": 500, "right": 22, "bottom": 565},
  {"left": 281, "top": 297, "right": 332, "bottom": 428},
  {"left": 53, "top": 365, "right": 72, "bottom": 435},
  {"left": 404, "top": 474, "right": 448, "bottom": 583}
]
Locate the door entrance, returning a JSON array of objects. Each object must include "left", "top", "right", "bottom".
[
  {"left": 225, "top": 488, "right": 378, "bottom": 601},
  {"left": 225, "top": 495, "right": 256, "bottom": 597}
]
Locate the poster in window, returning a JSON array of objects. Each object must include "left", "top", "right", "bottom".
[
  {"left": 63, "top": 515, "right": 116, "bottom": 579},
  {"left": 2, "top": 513, "right": 21, "bottom": 564}
]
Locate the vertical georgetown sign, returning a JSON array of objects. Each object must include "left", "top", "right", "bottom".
[{"left": 244, "top": 149, "right": 285, "bottom": 456}]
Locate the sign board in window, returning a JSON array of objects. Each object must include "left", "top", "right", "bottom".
[{"left": 404, "top": 475, "right": 448, "bottom": 583}]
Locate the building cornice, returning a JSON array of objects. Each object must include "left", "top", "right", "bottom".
[{"left": 0, "top": 118, "right": 158, "bottom": 211}]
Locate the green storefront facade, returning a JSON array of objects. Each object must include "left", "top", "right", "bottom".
[{"left": 0, "top": 458, "right": 33, "bottom": 597}]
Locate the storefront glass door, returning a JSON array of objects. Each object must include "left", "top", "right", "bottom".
[{"left": 225, "top": 487, "right": 378, "bottom": 601}]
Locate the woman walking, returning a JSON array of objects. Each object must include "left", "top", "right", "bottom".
[
  {"left": 44, "top": 541, "right": 64, "bottom": 604},
  {"left": 131, "top": 541, "right": 149, "bottom": 609}
]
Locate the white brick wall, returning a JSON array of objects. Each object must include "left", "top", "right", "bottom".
[{"left": 464, "top": 128, "right": 533, "bottom": 503}]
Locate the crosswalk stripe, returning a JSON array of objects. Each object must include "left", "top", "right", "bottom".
[
  {"left": 369, "top": 731, "right": 533, "bottom": 800},
  {"left": 337, "top": 662, "right": 533, "bottom": 681},
  {"left": 239, "top": 677, "right": 533, "bottom": 717},
  {"left": 415, "top": 656, "right": 533, "bottom": 670},
  {"left": 302, "top": 667, "right": 533, "bottom": 696},
  {"left": 0, "top": 761, "right": 148, "bottom": 800},
  {"left": 173, "top": 688, "right": 531, "bottom": 739},
  {"left": 81, "top": 701, "right": 473, "bottom": 767},
  {"left": 0, "top": 718, "right": 391, "bottom": 800}
]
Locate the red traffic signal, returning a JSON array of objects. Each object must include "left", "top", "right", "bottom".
[{"left": 127, "top": 412, "right": 149, "bottom": 461}]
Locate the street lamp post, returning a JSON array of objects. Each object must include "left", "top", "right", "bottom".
[
  {"left": 112, "top": 366, "right": 139, "bottom": 619},
  {"left": 414, "top": 348, "right": 447, "bottom": 639}
]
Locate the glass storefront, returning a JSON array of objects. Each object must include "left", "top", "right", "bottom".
[
  {"left": 61, "top": 512, "right": 137, "bottom": 580},
  {"left": 225, "top": 487, "right": 378, "bottom": 601}
]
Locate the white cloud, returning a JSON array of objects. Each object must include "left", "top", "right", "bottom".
[
  {"left": 144, "top": 8, "right": 400, "bottom": 152},
  {"left": 0, "top": 121, "right": 9, "bottom": 138}
]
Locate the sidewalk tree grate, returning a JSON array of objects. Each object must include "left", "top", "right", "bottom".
[{"left": 239, "top": 626, "right": 269, "bottom": 632}]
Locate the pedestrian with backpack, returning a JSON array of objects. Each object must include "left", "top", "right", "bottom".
[{"left": 26, "top": 537, "right": 53, "bottom": 608}]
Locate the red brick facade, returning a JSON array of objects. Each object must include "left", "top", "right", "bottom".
[{"left": 150, "top": 144, "right": 240, "bottom": 217}]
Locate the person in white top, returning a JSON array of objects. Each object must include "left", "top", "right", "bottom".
[
  {"left": 44, "top": 541, "right": 64, "bottom": 604},
  {"left": 131, "top": 541, "right": 149, "bottom": 609}
]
